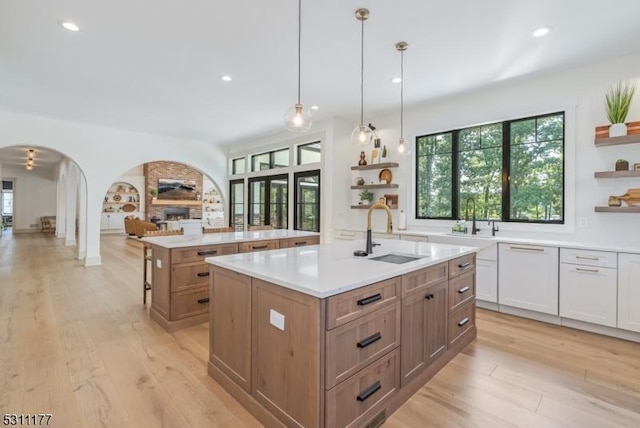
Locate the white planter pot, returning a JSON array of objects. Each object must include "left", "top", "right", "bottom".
[{"left": 609, "top": 123, "right": 628, "bottom": 137}]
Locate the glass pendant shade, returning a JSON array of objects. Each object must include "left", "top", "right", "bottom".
[
  {"left": 351, "top": 124, "right": 374, "bottom": 147},
  {"left": 285, "top": 103, "right": 312, "bottom": 132},
  {"left": 397, "top": 137, "right": 411, "bottom": 156}
]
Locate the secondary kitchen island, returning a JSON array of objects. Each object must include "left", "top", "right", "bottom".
[
  {"left": 206, "top": 239, "right": 478, "bottom": 428},
  {"left": 142, "top": 230, "right": 320, "bottom": 332}
]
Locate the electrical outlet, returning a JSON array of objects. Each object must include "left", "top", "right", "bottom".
[
  {"left": 578, "top": 218, "right": 588, "bottom": 228},
  {"left": 156, "top": 259, "right": 162, "bottom": 268},
  {"left": 269, "top": 309, "right": 285, "bottom": 331}
]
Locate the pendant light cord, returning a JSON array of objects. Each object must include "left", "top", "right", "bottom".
[
  {"left": 359, "top": 13, "right": 364, "bottom": 126},
  {"left": 400, "top": 49, "right": 404, "bottom": 139},
  {"left": 297, "top": 0, "right": 301, "bottom": 105}
]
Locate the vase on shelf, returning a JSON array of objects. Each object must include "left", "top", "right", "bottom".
[
  {"left": 609, "top": 123, "right": 627, "bottom": 137},
  {"left": 358, "top": 151, "right": 367, "bottom": 166}
]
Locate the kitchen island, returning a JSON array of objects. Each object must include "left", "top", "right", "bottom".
[
  {"left": 206, "top": 239, "right": 478, "bottom": 428},
  {"left": 142, "top": 230, "right": 319, "bottom": 331}
]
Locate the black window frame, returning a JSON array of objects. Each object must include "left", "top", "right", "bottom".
[
  {"left": 229, "top": 179, "right": 244, "bottom": 230},
  {"left": 231, "top": 157, "right": 246, "bottom": 175},
  {"left": 248, "top": 174, "right": 289, "bottom": 229},
  {"left": 296, "top": 141, "right": 322, "bottom": 165},
  {"left": 293, "top": 169, "right": 320, "bottom": 232},
  {"left": 251, "top": 148, "right": 290, "bottom": 172},
  {"left": 415, "top": 111, "right": 565, "bottom": 224}
]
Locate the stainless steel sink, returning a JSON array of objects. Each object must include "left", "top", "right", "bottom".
[{"left": 369, "top": 253, "right": 424, "bottom": 264}]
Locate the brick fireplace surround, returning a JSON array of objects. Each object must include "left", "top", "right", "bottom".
[{"left": 144, "top": 161, "right": 203, "bottom": 221}]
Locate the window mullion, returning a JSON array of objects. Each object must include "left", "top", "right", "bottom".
[
  {"left": 451, "top": 130, "right": 460, "bottom": 220},
  {"left": 502, "top": 121, "right": 510, "bottom": 222}
]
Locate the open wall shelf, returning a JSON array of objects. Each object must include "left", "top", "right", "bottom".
[
  {"left": 594, "top": 135, "right": 640, "bottom": 147},
  {"left": 594, "top": 171, "right": 640, "bottom": 178},
  {"left": 594, "top": 206, "right": 640, "bottom": 213},
  {"left": 350, "top": 162, "right": 399, "bottom": 171}
]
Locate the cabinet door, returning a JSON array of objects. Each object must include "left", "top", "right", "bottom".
[
  {"left": 400, "top": 280, "right": 447, "bottom": 386},
  {"left": 560, "top": 264, "right": 617, "bottom": 327},
  {"left": 476, "top": 259, "right": 497, "bottom": 303},
  {"left": 498, "top": 244, "right": 559, "bottom": 315},
  {"left": 618, "top": 253, "right": 640, "bottom": 333},
  {"left": 100, "top": 213, "right": 110, "bottom": 229}
]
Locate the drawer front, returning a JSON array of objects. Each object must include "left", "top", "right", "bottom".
[
  {"left": 238, "top": 239, "right": 279, "bottom": 253},
  {"left": 401, "top": 262, "right": 448, "bottom": 297},
  {"left": 326, "top": 277, "right": 400, "bottom": 330},
  {"left": 448, "top": 270, "right": 475, "bottom": 311},
  {"left": 279, "top": 236, "right": 320, "bottom": 248},
  {"left": 448, "top": 254, "right": 476, "bottom": 279},
  {"left": 171, "top": 261, "right": 210, "bottom": 292},
  {"left": 172, "top": 243, "right": 238, "bottom": 264},
  {"left": 325, "top": 349, "right": 399, "bottom": 428},
  {"left": 448, "top": 301, "right": 475, "bottom": 345},
  {"left": 170, "top": 286, "right": 209, "bottom": 321},
  {"left": 326, "top": 302, "right": 400, "bottom": 390},
  {"left": 560, "top": 248, "right": 617, "bottom": 268}
]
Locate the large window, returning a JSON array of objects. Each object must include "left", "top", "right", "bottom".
[
  {"left": 416, "top": 112, "right": 564, "bottom": 223},
  {"left": 297, "top": 141, "right": 321, "bottom": 165},
  {"left": 231, "top": 158, "right": 246, "bottom": 175},
  {"left": 248, "top": 174, "right": 288, "bottom": 229},
  {"left": 229, "top": 179, "right": 244, "bottom": 231},
  {"left": 294, "top": 170, "right": 320, "bottom": 232},
  {"left": 251, "top": 148, "right": 290, "bottom": 172}
]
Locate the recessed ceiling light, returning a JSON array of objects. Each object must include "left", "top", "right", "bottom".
[
  {"left": 311, "top": 105, "right": 319, "bottom": 110},
  {"left": 221, "top": 75, "right": 232, "bottom": 82},
  {"left": 532, "top": 27, "right": 551, "bottom": 37},
  {"left": 391, "top": 77, "right": 402, "bottom": 84},
  {"left": 59, "top": 21, "right": 80, "bottom": 32}
]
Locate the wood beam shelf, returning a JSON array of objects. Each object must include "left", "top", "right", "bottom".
[
  {"left": 350, "top": 205, "right": 397, "bottom": 210},
  {"left": 150, "top": 200, "right": 202, "bottom": 206},
  {"left": 350, "top": 184, "right": 399, "bottom": 190},
  {"left": 594, "top": 206, "right": 640, "bottom": 213},
  {"left": 594, "top": 135, "right": 640, "bottom": 147},
  {"left": 351, "top": 162, "right": 399, "bottom": 171},
  {"left": 594, "top": 171, "right": 640, "bottom": 178}
]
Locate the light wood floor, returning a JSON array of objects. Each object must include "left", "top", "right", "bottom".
[{"left": 1, "top": 232, "right": 639, "bottom": 428}]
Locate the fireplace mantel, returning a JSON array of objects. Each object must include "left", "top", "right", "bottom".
[{"left": 150, "top": 200, "right": 201, "bottom": 206}]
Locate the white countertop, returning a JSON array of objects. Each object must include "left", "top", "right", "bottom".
[
  {"left": 206, "top": 239, "right": 476, "bottom": 298},
  {"left": 140, "top": 229, "right": 319, "bottom": 249}
]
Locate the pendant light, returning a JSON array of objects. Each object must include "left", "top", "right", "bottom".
[
  {"left": 284, "top": 0, "right": 312, "bottom": 132},
  {"left": 351, "top": 8, "right": 374, "bottom": 147},
  {"left": 396, "top": 41, "right": 411, "bottom": 156}
]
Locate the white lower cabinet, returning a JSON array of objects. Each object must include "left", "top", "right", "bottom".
[
  {"left": 476, "top": 244, "right": 498, "bottom": 303},
  {"left": 100, "top": 212, "right": 125, "bottom": 231},
  {"left": 559, "top": 248, "right": 617, "bottom": 327},
  {"left": 618, "top": 253, "right": 640, "bottom": 333},
  {"left": 498, "top": 243, "right": 559, "bottom": 315}
]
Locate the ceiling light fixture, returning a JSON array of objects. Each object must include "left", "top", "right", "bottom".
[
  {"left": 311, "top": 105, "right": 319, "bottom": 110},
  {"left": 284, "top": 0, "right": 312, "bottom": 132},
  {"left": 391, "top": 77, "right": 402, "bottom": 84},
  {"left": 532, "top": 27, "right": 551, "bottom": 37},
  {"left": 396, "top": 41, "right": 411, "bottom": 156},
  {"left": 351, "top": 8, "right": 374, "bottom": 146},
  {"left": 221, "top": 75, "right": 232, "bottom": 81},
  {"left": 59, "top": 21, "right": 80, "bottom": 32}
]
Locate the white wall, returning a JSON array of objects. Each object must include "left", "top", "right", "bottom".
[
  {"left": 0, "top": 110, "right": 228, "bottom": 265},
  {"left": 3, "top": 165, "right": 57, "bottom": 232}
]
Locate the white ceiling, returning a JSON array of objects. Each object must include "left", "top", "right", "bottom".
[{"left": 2, "top": 0, "right": 640, "bottom": 160}]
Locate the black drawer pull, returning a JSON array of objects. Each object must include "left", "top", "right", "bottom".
[
  {"left": 357, "top": 332, "right": 382, "bottom": 349},
  {"left": 197, "top": 297, "right": 210, "bottom": 304},
  {"left": 293, "top": 241, "right": 307, "bottom": 246},
  {"left": 197, "top": 272, "right": 210, "bottom": 277},
  {"left": 458, "top": 317, "right": 470, "bottom": 327},
  {"left": 197, "top": 250, "right": 218, "bottom": 256},
  {"left": 458, "top": 286, "right": 470, "bottom": 294},
  {"left": 252, "top": 245, "right": 268, "bottom": 250},
  {"left": 357, "top": 293, "right": 382, "bottom": 306},
  {"left": 356, "top": 380, "right": 381, "bottom": 402},
  {"left": 425, "top": 293, "right": 434, "bottom": 300},
  {"left": 457, "top": 262, "right": 471, "bottom": 268}
]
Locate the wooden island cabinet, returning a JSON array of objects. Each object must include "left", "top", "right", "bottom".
[
  {"left": 142, "top": 230, "right": 319, "bottom": 332},
  {"left": 207, "top": 240, "right": 477, "bottom": 428}
]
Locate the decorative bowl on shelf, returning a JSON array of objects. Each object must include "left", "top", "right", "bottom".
[
  {"left": 379, "top": 169, "right": 392, "bottom": 184},
  {"left": 122, "top": 203, "right": 136, "bottom": 212}
]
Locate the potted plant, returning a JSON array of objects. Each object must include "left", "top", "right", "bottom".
[
  {"left": 149, "top": 188, "right": 158, "bottom": 200},
  {"left": 616, "top": 159, "right": 629, "bottom": 171},
  {"left": 359, "top": 189, "right": 374, "bottom": 206},
  {"left": 605, "top": 81, "right": 637, "bottom": 137}
]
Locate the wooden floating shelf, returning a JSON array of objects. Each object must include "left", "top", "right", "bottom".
[
  {"left": 594, "top": 171, "right": 640, "bottom": 178},
  {"left": 594, "top": 134, "right": 640, "bottom": 147},
  {"left": 150, "top": 200, "right": 202, "bottom": 206},
  {"left": 351, "top": 162, "right": 399, "bottom": 171},
  {"left": 594, "top": 206, "right": 640, "bottom": 213},
  {"left": 350, "top": 205, "right": 398, "bottom": 210},
  {"left": 350, "top": 184, "right": 399, "bottom": 189}
]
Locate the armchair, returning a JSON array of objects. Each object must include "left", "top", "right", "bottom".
[{"left": 134, "top": 218, "right": 158, "bottom": 238}]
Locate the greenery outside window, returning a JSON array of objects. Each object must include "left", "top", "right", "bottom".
[
  {"left": 294, "top": 170, "right": 320, "bottom": 232},
  {"left": 248, "top": 174, "right": 288, "bottom": 228},
  {"left": 416, "top": 111, "right": 564, "bottom": 223},
  {"left": 229, "top": 179, "right": 244, "bottom": 230}
]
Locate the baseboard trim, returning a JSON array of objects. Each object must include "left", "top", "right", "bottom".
[{"left": 84, "top": 255, "right": 102, "bottom": 266}]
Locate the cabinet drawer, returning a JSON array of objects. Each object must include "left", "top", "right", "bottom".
[
  {"left": 172, "top": 243, "right": 238, "bottom": 264},
  {"left": 401, "top": 262, "right": 447, "bottom": 297},
  {"left": 448, "top": 270, "right": 475, "bottom": 311},
  {"left": 448, "top": 254, "right": 476, "bottom": 279},
  {"left": 326, "top": 277, "right": 400, "bottom": 330},
  {"left": 325, "top": 349, "right": 399, "bottom": 428},
  {"left": 171, "top": 261, "right": 210, "bottom": 292},
  {"left": 560, "top": 248, "right": 616, "bottom": 268},
  {"left": 170, "top": 286, "right": 209, "bottom": 321},
  {"left": 448, "top": 301, "right": 475, "bottom": 345},
  {"left": 238, "top": 239, "right": 279, "bottom": 253},
  {"left": 326, "top": 302, "right": 400, "bottom": 390},
  {"left": 279, "top": 236, "right": 320, "bottom": 248}
]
